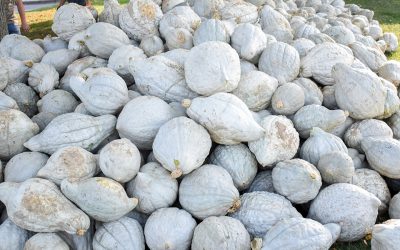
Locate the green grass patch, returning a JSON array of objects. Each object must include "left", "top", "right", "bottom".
[{"left": 347, "top": 0, "right": 400, "bottom": 61}]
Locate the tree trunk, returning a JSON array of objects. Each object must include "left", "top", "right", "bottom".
[{"left": 0, "top": 0, "right": 8, "bottom": 40}]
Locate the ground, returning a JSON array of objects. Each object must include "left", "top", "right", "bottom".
[{"left": 15, "top": 0, "right": 400, "bottom": 249}]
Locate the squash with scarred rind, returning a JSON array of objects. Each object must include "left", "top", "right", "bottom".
[
  {"left": 352, "top": 168, "right": 391, "bottom": 214},
  {"left": 37, "top": 146, "right": 97, "bottom": 185},
  {"left": 119, "top": 0, "right": 163, "bottom": 41},
  {"left": 249, "top": 115, "right": 299, "bottom": 167},
  {"left": 0, "top": 178, "right": 90, "bottom": 235},
  {"left": 61, "top": 177, "right": 138, "bottom": 222}
]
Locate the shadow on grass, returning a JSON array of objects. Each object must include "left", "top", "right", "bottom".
[{"left": 23, "top": 20, "right": 55, "bottom": 40}]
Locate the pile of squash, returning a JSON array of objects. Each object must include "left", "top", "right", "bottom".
[{"left": 1, "top": 0, "right": 400, "bottom": 249}]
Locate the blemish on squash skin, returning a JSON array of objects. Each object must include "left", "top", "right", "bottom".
[
  {"left": 140, "top": 3, "right": 156, "bottom": 20},
  {"left": 22, "top": 194, "right": 60, "bottom": 216},
  {"left": 95, "top": 178, "right": 120, "bottom": 190}
]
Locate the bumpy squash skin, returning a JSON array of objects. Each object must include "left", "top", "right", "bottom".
[
  {"left": 179, "top": 165, "right": 240, "bottom": 220},
  {"left": 308, "top": 183, "right": 381, "bottom": 242},
  {"left": 144, "top": 207, "right": 196, "bottom": 250},
  {"left": 191, "top": 216, "right": 251, "bottom": 250},
  {"left": 61, "top": 177, "right": 138, "bottom": 222},
  {"left": 0, "top": 178, "right": 90, "bottom": 235},
  {"left": 352, "top": 168, "right": 391, "bottom": 214}
]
